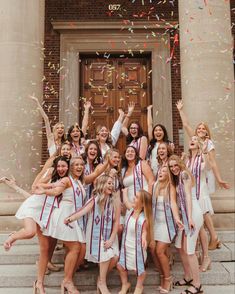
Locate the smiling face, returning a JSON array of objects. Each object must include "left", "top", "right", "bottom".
[
  {"left": 56, "top": 160, "right": 69, "bottom": 177},
  {"left": 53, "top": 123, "right": 65, "bottom": 138},
  {"left": 71, "top": 158, "right": 84, "bottom": 178},
  {"left": 87, "top": 143, "right": 98, "bottom": 162},
  {"left": 154, "top": 126, "right": 164, "bottom": 142},
  {"left": 129, "top": 123, "right": 139, "bottom": 138},
  {"left": 97, "top": 126, "right": 109, "bottom": 143},
  {"left": 196, "top": 124, "right": 208, "bottom": 139},
  {"left": 70, "top": 127, "right": 81, "bottom": 143},
  {"left": 109, "top": 150, "right": 120, "bottom": 167},
  {"left": 168, "top": 159, "right": 180, "bottom": 176},
  {"left": 158, "top": 166, "right": 169, "bottom": 182},
  {"left": 125, "top": 146, "right": 137, "bottom": 162},
  {"left": 157, "top": 143, "right": 168, "bottom": 161},
  {"left": 104, "top": 177, "right": 114, "bottom": 195},
  {"left": 60, "top": 143, "right": 71, "bottom": 158},
  {"left": 189, "top": 136, "right": 199, "bottom": 150}
]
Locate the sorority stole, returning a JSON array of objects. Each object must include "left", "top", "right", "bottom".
[
  {"left": 129, "top": 137, "right": 142, "bottom": 153},
  {"left": 122, "top": 161, "right": 143, "bottom": 195},
  {"left": 69, "top": 176, "right": 86, "bottom": 233},
  {"left": 40, "top": 194, "right": 60, "bottom": 229},
  {"left": 177, "top": 172, "right": 190, "bottom": 236},
  {"left": 84, "top": 162, "right": 94, "bottom": 201},
  {"left": 187, "top": 154, "right": 202, "bottom": 200},
  {"left": 72, "top": 143, "right": 85, "bottom": 156},
  {"left": 90, "top": 196, "right": 114, "bottom": 262},
  {"left": 152, "top": 181, "right": 176, "bottom": 241},
  {"left": 119, "top": 209, "right": 146, "bottom": 276}
]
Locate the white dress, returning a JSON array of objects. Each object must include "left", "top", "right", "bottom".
[
  {"left": 205, "top": 139, "right": 216, "bottom": 194},
  {"left": 154, "top": 196, "right": 171, "bottom": 244},
  {"left": 85, "top": 201, "right": 119, "bottom": 263},
  {"left": 44, "top": 187, "right": 85, "bottom": 242},
  {"left": 175, "top": 189, "right": 203, "bottom": 255},
  {"left": 149, "top": 143, "right": 159, "bottom": 177},
  {"left": 15, "top": 194, "right": 45, "bottom": 228},
  {"left": 123, "top": 173, "right": 148, "bottom": 203},
  {"left": 198, "top": 162, "right": 214, "bottom": 215},
  {"left": 124, "top": 215, "right": 147, "bottom": 271}
]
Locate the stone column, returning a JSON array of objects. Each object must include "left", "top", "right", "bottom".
[
  {"left": 179, "top": 0, "right": 234, "bottom": 228},
  {"left": 0, "top": 0, "right": 45, "bottom": 227}
]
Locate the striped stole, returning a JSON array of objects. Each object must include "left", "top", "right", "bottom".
[
  {"left": 122, "top": 161, "right": 143, "bottom": 196},
  {"left": 84, "top": 162, "right": 94, "bottom": 201},
  {"left": 40, "top": 195, "right": 59, "bottom": 229},
  {"left": 152, "top": 182, "right": 176, "bottom": 241},
  {"left": 72, "top": 143, "right": 85, "bottom": 156},
  {"left": 90, "top": 197, "right": 114, "bottom": 262},
  {"left": 129, "top": 137, "right": 141, "bottom": 153},
  {"left": 177, "top": 173, "right": 190, "bottom": 236},
  {"left": 69, "top": 176, "right": 86, "bottom": 233},
  {"left": 119, "top": 209, "right": 146, "bottom": 276},
  {"left": 187, "top": 154, "right": 202, "bottom": 200}
]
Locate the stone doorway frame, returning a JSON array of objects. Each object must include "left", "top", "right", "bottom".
[{"left": 52, "top": 21, "right": 174, "bottom": 138}]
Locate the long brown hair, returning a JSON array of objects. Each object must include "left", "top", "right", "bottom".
[{"left": 138, "top": 190, "right": 153, "bottom": 244}]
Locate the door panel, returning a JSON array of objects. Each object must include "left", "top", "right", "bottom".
[{"left": 80, "top": 57, "right": 151, "bottom": 155}]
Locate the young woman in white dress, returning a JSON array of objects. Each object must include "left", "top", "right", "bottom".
[
  {"left": 169, "top": 155, "right": 203, "bottom": 294},
  {"left": 186, "top": 136, "right": 214, "bottom": 272},
  {"left": 29, "top": 95, "right": 67, "bottom": 156},
  {"left": 3, "top": 156, "right": 70, "bottom": 294},
  {"left": 152, "top": 166, "right": 177, "bottom": 294},
  {"left": 64, "top": 174, "right": 121, "bottom": 294},
  {"left": 95, "top": 109, "right": 125, "bottom": 158},
  {"left": 147, "top": 105, "right": 174, "bottom": 176},
  {"left": 176, "top": 100, "right": 229, "bottom": 250},
  {"left": 117, "top": 188, "right": 153, "bottom": 294},
  {"left": 122, "top": 146, "right": 154, "bottom": 205},
  {"left": 122, "top": 102, "right": 148, "bottom": 160}
]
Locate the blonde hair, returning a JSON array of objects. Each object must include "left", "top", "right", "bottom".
[
  {"left": 195, "top": 122, "right": 211, "bottom": 139},
  {"left": 69, "top": 156, "right": 85, "bottom": 181},
  {"left": 96, "top": 125, "right": 113, "bottom": 146},
  {"left": 138, "top": 190, "right": 153, "bottom": 244},
  {"left": 93, "top": 174, "right": 117, "bottom": 211}
]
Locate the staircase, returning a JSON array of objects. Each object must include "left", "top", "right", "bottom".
[{"left": 0, "top": 231, "right": 234, "bottom": 294}]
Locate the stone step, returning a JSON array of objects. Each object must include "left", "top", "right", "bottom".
[
  {"left": 0, "top": 262, "right": 233, "bottom": 288},
  {"left": 0, "top": 242, "right": 234, "bottom": 265},
  {"left": 0, "top": 285, "right": 234, "bottom": 294}
]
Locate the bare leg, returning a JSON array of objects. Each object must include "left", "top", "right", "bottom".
[
  {"left": 156, "top": 242, "right": 171, "bottom": 290},
  {"left": 108, "top": 256, "right": 118, "bottom": 273},
  {"left": 178, "top": 247, "right": 192, "bottom": 281},
  {"left": 36, "top": 228, "right": 50, "bottom": 294},
  {"left": 149, "top": 241, "right": 160, "bottom": 271},
  {"left": 204, "top": 213, "right": 220, "bottom": 249},
  {"left": 75, "top": 243, "right": 86, "bottom": 270},
  {"left": 98, "top": 260, "right": 111, "bottom": 294},
  {"left": 3, "top": 218, "right": 37, "bottom": 250},
  {"left": 135, "top": 272, "right": 146, "bottom": 293},
  {"left": 199, "top": 225, "right": 211, "bottom": 271},
  {"left": 117, "top": 264, "right": 130, "bottom": 293}
]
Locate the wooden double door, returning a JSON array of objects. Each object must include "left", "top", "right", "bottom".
[{"left": 80, "top": 56, "right": 152, "bottom": 153}]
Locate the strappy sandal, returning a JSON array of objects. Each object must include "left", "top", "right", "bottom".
[
  {"left": 181, "top": 284, "right": 203, "bottom": 294},
  {"left": 174, "top": 278, "right": 193, "bottom": 287}
]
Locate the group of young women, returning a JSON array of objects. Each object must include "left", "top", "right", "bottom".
[{"left": 0, "top": 99, "right": 229, "bottom": 294}]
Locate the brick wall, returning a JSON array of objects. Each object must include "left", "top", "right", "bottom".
[{"left": 42, "top": 0, "right": 183, "bottom": 162}]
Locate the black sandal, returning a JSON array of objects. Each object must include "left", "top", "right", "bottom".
[
  {"left": 174, "top": 278, "right": 193, "bottom": 287},
  {"left": 181, "top": 284, "right": 203, "bottom": 294}
]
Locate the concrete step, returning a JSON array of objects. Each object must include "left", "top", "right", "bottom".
[
  {"left": 0, "top": 285, "right": 234, "bottom": 294},
  {"left": 0, "top": 241, "right": 234, "bottom": 265},
  {"left": 0, "top": 262, "right": 233, "bottom": 288}
]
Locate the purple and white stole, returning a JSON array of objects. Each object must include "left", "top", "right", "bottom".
[
  {"left": 90, "top": 196, "right": 114, "bottom": 262},
  {"left": 129, "top": 137, "right": 142, "bottom": 153},
  {"left": 119, "top": 209, "right": 146, "bottom": 276},
  {"left": 69, "top": 176, "right": 86, "bottom": 233},
  {"left": 84, "top": 162, "right": 94, "bottom": 201},
  {"left": 40, "top": 194, "right": 59, "bottom": 229},
  {"left": 122, "top": 161, "right": 143, "bottom": 195},
  {"left": 152, "top": 182, "right": 176, "bottom": 241},
  {"left": 187, "top": 154, "right": 202, "bottom": 200},
  {"left": 72, "top": 143, "right": 85, "bottom": 156},
  {"left": 177, "top": 173, "right": 190, "bottom": 236}
]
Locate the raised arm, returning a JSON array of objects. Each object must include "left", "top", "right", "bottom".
[
  {"left": 81, "top": 100, "right": 92, "bottom": 136},
  {"left": 110, "top": 109, "right": 125, "bottom": 146},
  {"left": 139, "top": 136, "right": 148, "bottom": 160},
  {"left": 122, "top": 102, "right": 135, "bottom": 136},
  {"left": 84, "top": 161, "right": 109, "bottom": 184},
  {"left": 176, "top": 100, "right": 194, "bottom": 138},
  {"left": 29, "top": 95, "right": 55, "bottom": 149},
  {"left": 147, "top": 105, "right": 153, "bottom": 140},
  {"left": 0, "top": 177, "right": 30, "bottom": 199},
  {"left": 142, "top": 160, "right": 155, "bottom": 193},
  {"left": 64, "top": 197, "right": 94, "bottom": 224}
]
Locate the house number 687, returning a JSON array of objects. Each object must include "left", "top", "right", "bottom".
[{"left": 108, "top": 4, "right": 121, "bottom": 10}]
